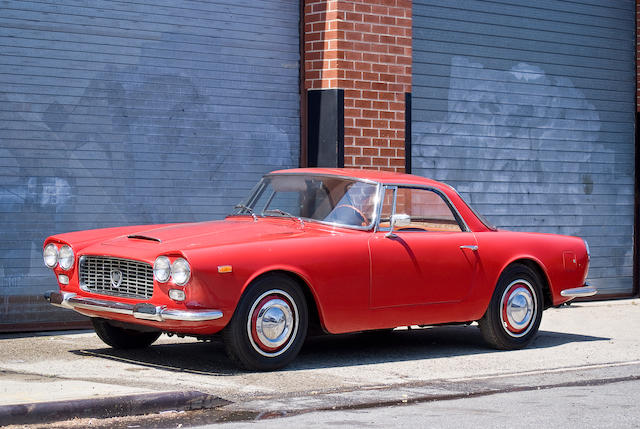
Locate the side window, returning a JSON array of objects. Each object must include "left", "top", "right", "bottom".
[{"left": 392, "top": 187, "right": 462, "bottom": 232}]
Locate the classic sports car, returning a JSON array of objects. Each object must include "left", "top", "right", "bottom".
[{"left": 44, "top": 168, "right": 595, "bottom": 370}]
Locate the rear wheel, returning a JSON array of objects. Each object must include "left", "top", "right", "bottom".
[
  {"left": 223, "top": 274, "right": 308, "bottom": 371},
  {"left": 479, "top": 264, "right": 543, "bottom": 350},
  {"left": 92, "top": 318, "right": 161, "bottom": 349}
]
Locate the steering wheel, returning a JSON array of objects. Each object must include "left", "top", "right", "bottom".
[{"left": 333, "top": 204, "right": 368, "bottom": 226}]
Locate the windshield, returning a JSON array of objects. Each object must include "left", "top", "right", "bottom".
[{"left": 232, "top": 174, "right": 380, "bottom": 229}]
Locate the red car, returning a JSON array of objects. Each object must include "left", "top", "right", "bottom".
[{"left": 44, "top": 168, "right": 595, "bottom": 370}]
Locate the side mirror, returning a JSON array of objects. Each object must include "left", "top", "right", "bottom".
[
  {"left": 385, "top": 213, "right": 410, "bottom": 238},
  {"left": 391, "top": 213, "right": 411, "bottom": 228}
]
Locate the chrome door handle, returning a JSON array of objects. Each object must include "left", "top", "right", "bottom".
[{"left": 460, "top": 245, "right": 478, "bottom": 251}]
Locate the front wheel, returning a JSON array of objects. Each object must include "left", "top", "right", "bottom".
[
  {"left": 478, "top": 264, "right": 543, "bottom": 350},
  {"left": 92, "top": 318, "right": 161, "bottom": 349},
  {"left": 223, "top": 275, "right": 308, "bottom": 371}
]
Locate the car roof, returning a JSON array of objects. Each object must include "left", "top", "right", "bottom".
[{"left": 270, "top": 168, "right": 447, "bottom": 188}]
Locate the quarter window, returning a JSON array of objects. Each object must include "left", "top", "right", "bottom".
[{"left": 380, "top": 187, "right": 462, "bottom": 232}]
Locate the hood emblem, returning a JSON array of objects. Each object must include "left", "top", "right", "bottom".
[{"left": 110, "top": 269, "right": 123, "bottom": 288}]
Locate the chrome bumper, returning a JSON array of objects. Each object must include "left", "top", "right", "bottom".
[
  {"left": 560, "top": 285, "right": 598, "bottom": 299},
  {"left": 45, "top": 291, "right": 223, "bottom": 322}
]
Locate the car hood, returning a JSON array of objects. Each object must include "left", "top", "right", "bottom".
[{"left": 95, "top": 217, "right": 341, "bottom": 253}]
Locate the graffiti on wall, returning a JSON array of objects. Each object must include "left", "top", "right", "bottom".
[
  {"left": 0, "top": 65, "right": 297, "bottom": 322},
  {"left": 412, "top": 56, "right": 633, "bottom": 288},
  {"left": 413, "top": 56, "right": 610, "bottom": 225}
]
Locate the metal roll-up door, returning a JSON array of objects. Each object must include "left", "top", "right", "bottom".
[
  {"left": 0, "top": 0, "right": 300, "bottom": 330},
  {"left": 412, "top": 0, "right": 635, "bottom": 296}
]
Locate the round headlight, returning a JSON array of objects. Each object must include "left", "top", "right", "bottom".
[
  {"left": 171, "top": 258, "right": 191, "bottom": 286},
  {"left": 58, "top": 245, "right": 74, "bottom": 270},
  {"left": 154, "top": 256, "right": 171, "bottom": 283},
  {"left": 43, "top": 243, "right": 59, "bottom": 268}
]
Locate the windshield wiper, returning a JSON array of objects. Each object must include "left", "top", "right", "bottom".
[
  {"left": 263, "top": 209, "right": 305, "bottom": 228},
  {"left": 234, "top": 204, "right": 257, "bottom": 222}
]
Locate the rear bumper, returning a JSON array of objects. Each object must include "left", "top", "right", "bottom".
[
  {"left": 45, "top": 291, "right": 223, "bottom": 322},
  {"left": 560, "top": 284, "right": 598, "bottom": 299}
]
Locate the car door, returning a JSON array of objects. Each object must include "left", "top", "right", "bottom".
[{"left": 369, "top": 186, "right": 479, "bottom": 308}]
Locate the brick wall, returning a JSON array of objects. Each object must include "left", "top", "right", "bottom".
[{"left": 304, "top": 0, "right": 412, "bottom": 171}]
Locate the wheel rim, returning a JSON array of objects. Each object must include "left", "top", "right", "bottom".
[
  {"left": 247, "top": 289, "right": 298, "bottom": 357},
  {"left": 500, "top": 279, "right": 537, "bottom": 338}
]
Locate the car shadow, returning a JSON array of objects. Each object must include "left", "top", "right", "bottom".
[
  {"left": 294, "top": 325, "right": 609, "bottom": 370},
  {"left": 0, "top": 329, "right": 93, "bottom": 340},
  {"left": 69, "top": 325, "right": 609, "bottom": 375}
]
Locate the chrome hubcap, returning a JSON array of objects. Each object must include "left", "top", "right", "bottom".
[
  {"left": 256, "top": 299, "right": 292, "bottom": 348},
  {"left": 247, "top": 290, "right": 298, "bottom": 357},
  {"left": 500, "top": 280, "right": 536, "bottom": 338}
]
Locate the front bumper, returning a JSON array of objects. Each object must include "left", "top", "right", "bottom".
[{"left": 45, "top": 291, "right": 223, "bottom": 322}]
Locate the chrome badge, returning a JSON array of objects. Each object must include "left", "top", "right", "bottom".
[{"left": 110, "top": 269, "right": 123, "bottom": 288}]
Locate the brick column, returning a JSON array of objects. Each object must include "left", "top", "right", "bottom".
[{"left": 304, "top": 0, "right": 412, "bottom": 172}]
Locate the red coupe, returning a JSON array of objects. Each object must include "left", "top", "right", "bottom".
[{"left": 44, "top": 168, "right": 594, "bottom": 370}]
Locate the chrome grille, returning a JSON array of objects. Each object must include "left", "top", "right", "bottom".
[{"left": 80, "top": 256, "right": 154, "bottom": 299}]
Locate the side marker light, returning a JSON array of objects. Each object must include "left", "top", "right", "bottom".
[{"left": 218, "top": 265, "right": 233, "bottom": 274}]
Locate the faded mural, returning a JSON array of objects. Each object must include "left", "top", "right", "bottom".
[{"left": 413, "top": 56, "right": 634, "bottom": 293}]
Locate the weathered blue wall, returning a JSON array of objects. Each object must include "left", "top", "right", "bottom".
[
  {"left": 412, "top": 0, "right": 635, "bottom": 295},
  {"left": 0, "top": 0, "right": 300, "bottom": 328}
]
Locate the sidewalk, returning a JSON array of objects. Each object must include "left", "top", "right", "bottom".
[{"left": 1, "top": 299, "right": 639, "bottom": 426}]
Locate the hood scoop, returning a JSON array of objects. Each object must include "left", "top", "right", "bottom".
[{"left": 127, "top": 234, "right": 162, "bottom": 243}]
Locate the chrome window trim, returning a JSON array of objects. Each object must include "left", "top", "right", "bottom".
[
  {"left": 374, "top": 185, "right": 396, "bottom": 233},
  {"left": 263, "top": 172, "right": 380, "bottom": 186},
  {"left": 374, "top": 183, "right": 470, "bottom": 233}
]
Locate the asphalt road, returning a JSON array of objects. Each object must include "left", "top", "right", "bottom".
[
  {"left": 201, "top": 377, "right": 640, "bottom": 429},
  {"left": 0, "top": 299, "right": 639, "bottom": 427}
]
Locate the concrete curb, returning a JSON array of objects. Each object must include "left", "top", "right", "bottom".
[{"left": 0, "top": 390, "right": 230, "bottom": 426}]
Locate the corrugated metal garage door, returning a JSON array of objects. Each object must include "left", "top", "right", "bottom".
[
  {"left": 0, "top": 0, "right": 300, "bottom": 330},
  {"left": 412, "top": 0, "right": 635, "bottom": 296}
]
